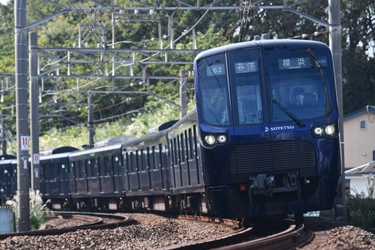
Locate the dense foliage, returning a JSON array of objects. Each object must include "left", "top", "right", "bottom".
[{"left": 1, "top": 0, "right": 375, "bottom": 149}]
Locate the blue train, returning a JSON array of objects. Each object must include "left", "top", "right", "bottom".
[{"left": 0, "top": 38, "right": 341, "bottom": 225}]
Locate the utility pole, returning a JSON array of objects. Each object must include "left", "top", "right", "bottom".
[{"left": 15, "top": 0, "right": 30, "bottom": 232}]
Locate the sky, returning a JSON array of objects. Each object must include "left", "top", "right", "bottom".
[{"left": 0, "top": 0, "right": 9, "bottom": 5}]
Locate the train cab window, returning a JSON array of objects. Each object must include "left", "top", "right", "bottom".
[
  {"left": 103, "top": 156, "right": 111, "bottom": 177},
  {"left": 197, "top": 53, "right": 230, "bottom": 127},
  {"left": 228, "top": 48, "right": 263, "bottom": 125},
  {"left": 265, "top": 46, "right": 334, "bottom": 122}
]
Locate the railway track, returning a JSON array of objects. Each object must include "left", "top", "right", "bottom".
[
  {"left": 0, "top": 212, "right": 312, "bottom": 249},
  {"left": 162, "top": 217, "right": 312, "bottom": 250},
  {"left": 0, "top": 212, "right": 135, "bottom": 240}
]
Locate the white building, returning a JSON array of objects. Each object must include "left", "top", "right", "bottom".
[{"left": 344, "top": 105, "right": 375, "bottom": 197}]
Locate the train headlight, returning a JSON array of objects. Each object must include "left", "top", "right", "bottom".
[
  {"left": 204, "top": 135, "right": 216, "bottom": 145},
  {"left": 217, "top": 135, "right": 227, "bottom": 143},
  {"left": 325, "top": 125, "right": 335, "bottom": 135},
  {"left": 313, "top": 127, "right": 323, "bottom": 136}
]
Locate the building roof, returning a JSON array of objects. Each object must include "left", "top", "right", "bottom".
[
  {"left": 345, "top": 161, "right": 375, "bottom": 176},
  {"left": 344, "top": 105, "right": 375, "bottom": 122}
]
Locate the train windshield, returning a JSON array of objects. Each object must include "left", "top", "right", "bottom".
[
  {"left": 264, "top": 46, "right": 333, "bottom": 123},
  {"left": 197, "top": 53, "right": 230, "bottom": 126},
  {"left": 197, "top": 43, "right": 334, "bottom": 127}
]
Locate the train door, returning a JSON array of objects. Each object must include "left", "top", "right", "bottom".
[
  {"left": 112, "top": 154, "right": 122, "bottom": 193},
  {"left": 84, "top": 160, "right": 90, "bottom": 193},
  {"left": 149, "top": 146, "right": 161, "bottom": 190},
  {"left": 128, "top": 151, "right": 139, "bottom": 192},
  {"left": 138, "top": 149, "right": 150, "bottom": 191},
  {"left": 76, "top": 161, "right": 85, "bottom": 195},
  {"left": 122, "top": 151, "right": 130, "bottom": 192},
  {"left": 103, "top": 156, "right": 114, "bottom": 193},
  {"left": 58, "top": 162, "right": 68, "bottom": 195},
  {"left": 88, "top": 158, "right": 100, "bottom": 195},
  {"left": 179, "top": 132, "right": 190, "bottom": 187},
  {"left": 170, "top": 137, "right": 181, "bottom": 188},
  {"left": 98, "top": 157, "right": 104, "bottom": 193},
  {"left": 160, "top": 144, "right": 170, "bottom": 190},
  {"left": 186, "top": 127, "right": 198, "bottom": 186},
  {"left": 70, "top": 162, "right": 77, "bottom": 194},
  {"left": 11, "top": 161, "right": 17, "bottom": 198}
]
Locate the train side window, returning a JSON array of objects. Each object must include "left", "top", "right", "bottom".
[
  {"left": 104, "top": 156, "right": 111, "bottom": 177},
  {"left": 91, "top": 159, "right": 98, "bottom": 177},
  {"left": 188, "top": 128, "right": 193, "bottom": 159},
  {"left": 51, "top": 163, "right": 58, "bottom": 182},
  {"left": 97, "top": 158, "right": 102, "bottom": 177},
  {"left": 130, "top": 152, "right": 137, "bottom": 173},
  {"left": 117, "top": 153, "right": 124, "bottom": 175},
  {"left": 84, "top": 159, "right": 90, "bottom": 178},
  {"left": 78, "top": 161, "right": 84, "bottom": 179},
  {"left": 144, "top": 148, "right": 149, "bottom": 171},
  {"left": 160, "top": 144, "right": 166, "bottom": 169},
  {"left": 192, "top": 125, "right": 198, "bottom": 157},
  {"left": 148, "top": 147, "right": 155, "bottom": 170},
  {"left": 173, "top": 138, "right": 178, "bottom": 164},
  {"left": 152, "top": 146, "right": 159, "bottom": 170},
  {"left": 180, "top": 133, "right": 185, "bottom": 161},
  {"left": 184, "top": 130, "right": 189, "bottom": 160},
  {"left": 123, "top": 153, "right": 129, "bottom": 173},
  {"left": 58, "top": 164, "right": 65, "bottom": 181},
  {"left": 111, "top": 156, "right": 116, "bottom": 175}
]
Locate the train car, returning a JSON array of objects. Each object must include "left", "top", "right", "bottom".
[
  {"left": 0, "top": 155, "right": 17, "bottom": 204},
  {"left": 121, "top": 121, "right": 175, "bottom": 212},
  {"left": 166, "top": 110, "right": 207, "bottom": 213},
  {"left": 68, "top": 144, "right": 124, "bottom": 211},
  {"left": 39, "top": 146, "right": 79, "bottom": 210},
  {"left": 194, "top": 38, "right": 341, "bottom": 224}
]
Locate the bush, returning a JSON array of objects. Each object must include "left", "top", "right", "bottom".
[
  {"left": 347, "top": 177, "right": 375, "bottom": 232},
  {"left": 6, "top": 189, "right": 51, "bottom": 231}
]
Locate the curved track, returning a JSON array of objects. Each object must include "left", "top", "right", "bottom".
[
  {"left": 0, "top": 212, "right": 135, "bottom": 240},
  {"left": 162, "top": 218, "right": 312, "bottom": 250}
]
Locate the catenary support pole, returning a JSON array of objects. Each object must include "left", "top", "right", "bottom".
[
  {"left": 30, "top": 31, "right": 40, "bottom": 191},
  {"left": 15, "top": 0, "right": 30, "bottom": 232},
  {"left": 88, "top": 92, "right": 94, "bottom": 147},
  {"left": 1, "top": 109, "right": 7, "bottom": 155},
  {"left": 180, "top": 70, "right": 187, "bottom": 119},
  {"left": 329, "top": 0, "right": 347, "bottom": 221}
]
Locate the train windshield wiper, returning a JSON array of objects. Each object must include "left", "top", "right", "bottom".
[{"left": 272, "top": 99, "right": 305, "bottom": 128}]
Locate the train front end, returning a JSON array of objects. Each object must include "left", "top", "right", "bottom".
[{"left": 194, "top": 39, "right": 341, "bottom": 220}]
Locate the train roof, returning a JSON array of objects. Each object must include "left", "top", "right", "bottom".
[
  {"left": 69, "top": 143, "right": 123, "bottom": 157},
  {"left": 0, "top": 155, "right": 16, "bottom": 160},
  {"left": 195, "top": 39, "right": 329, "bottom": 61},
  {"left": 146, "top": 120, "right": 178, "bottom": 134},
  {"left": 94, "top": 135, "right": 137, "bottom": 147},
  {"left": 40, "top": 146, "right": 79, "bottom": 156}
]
